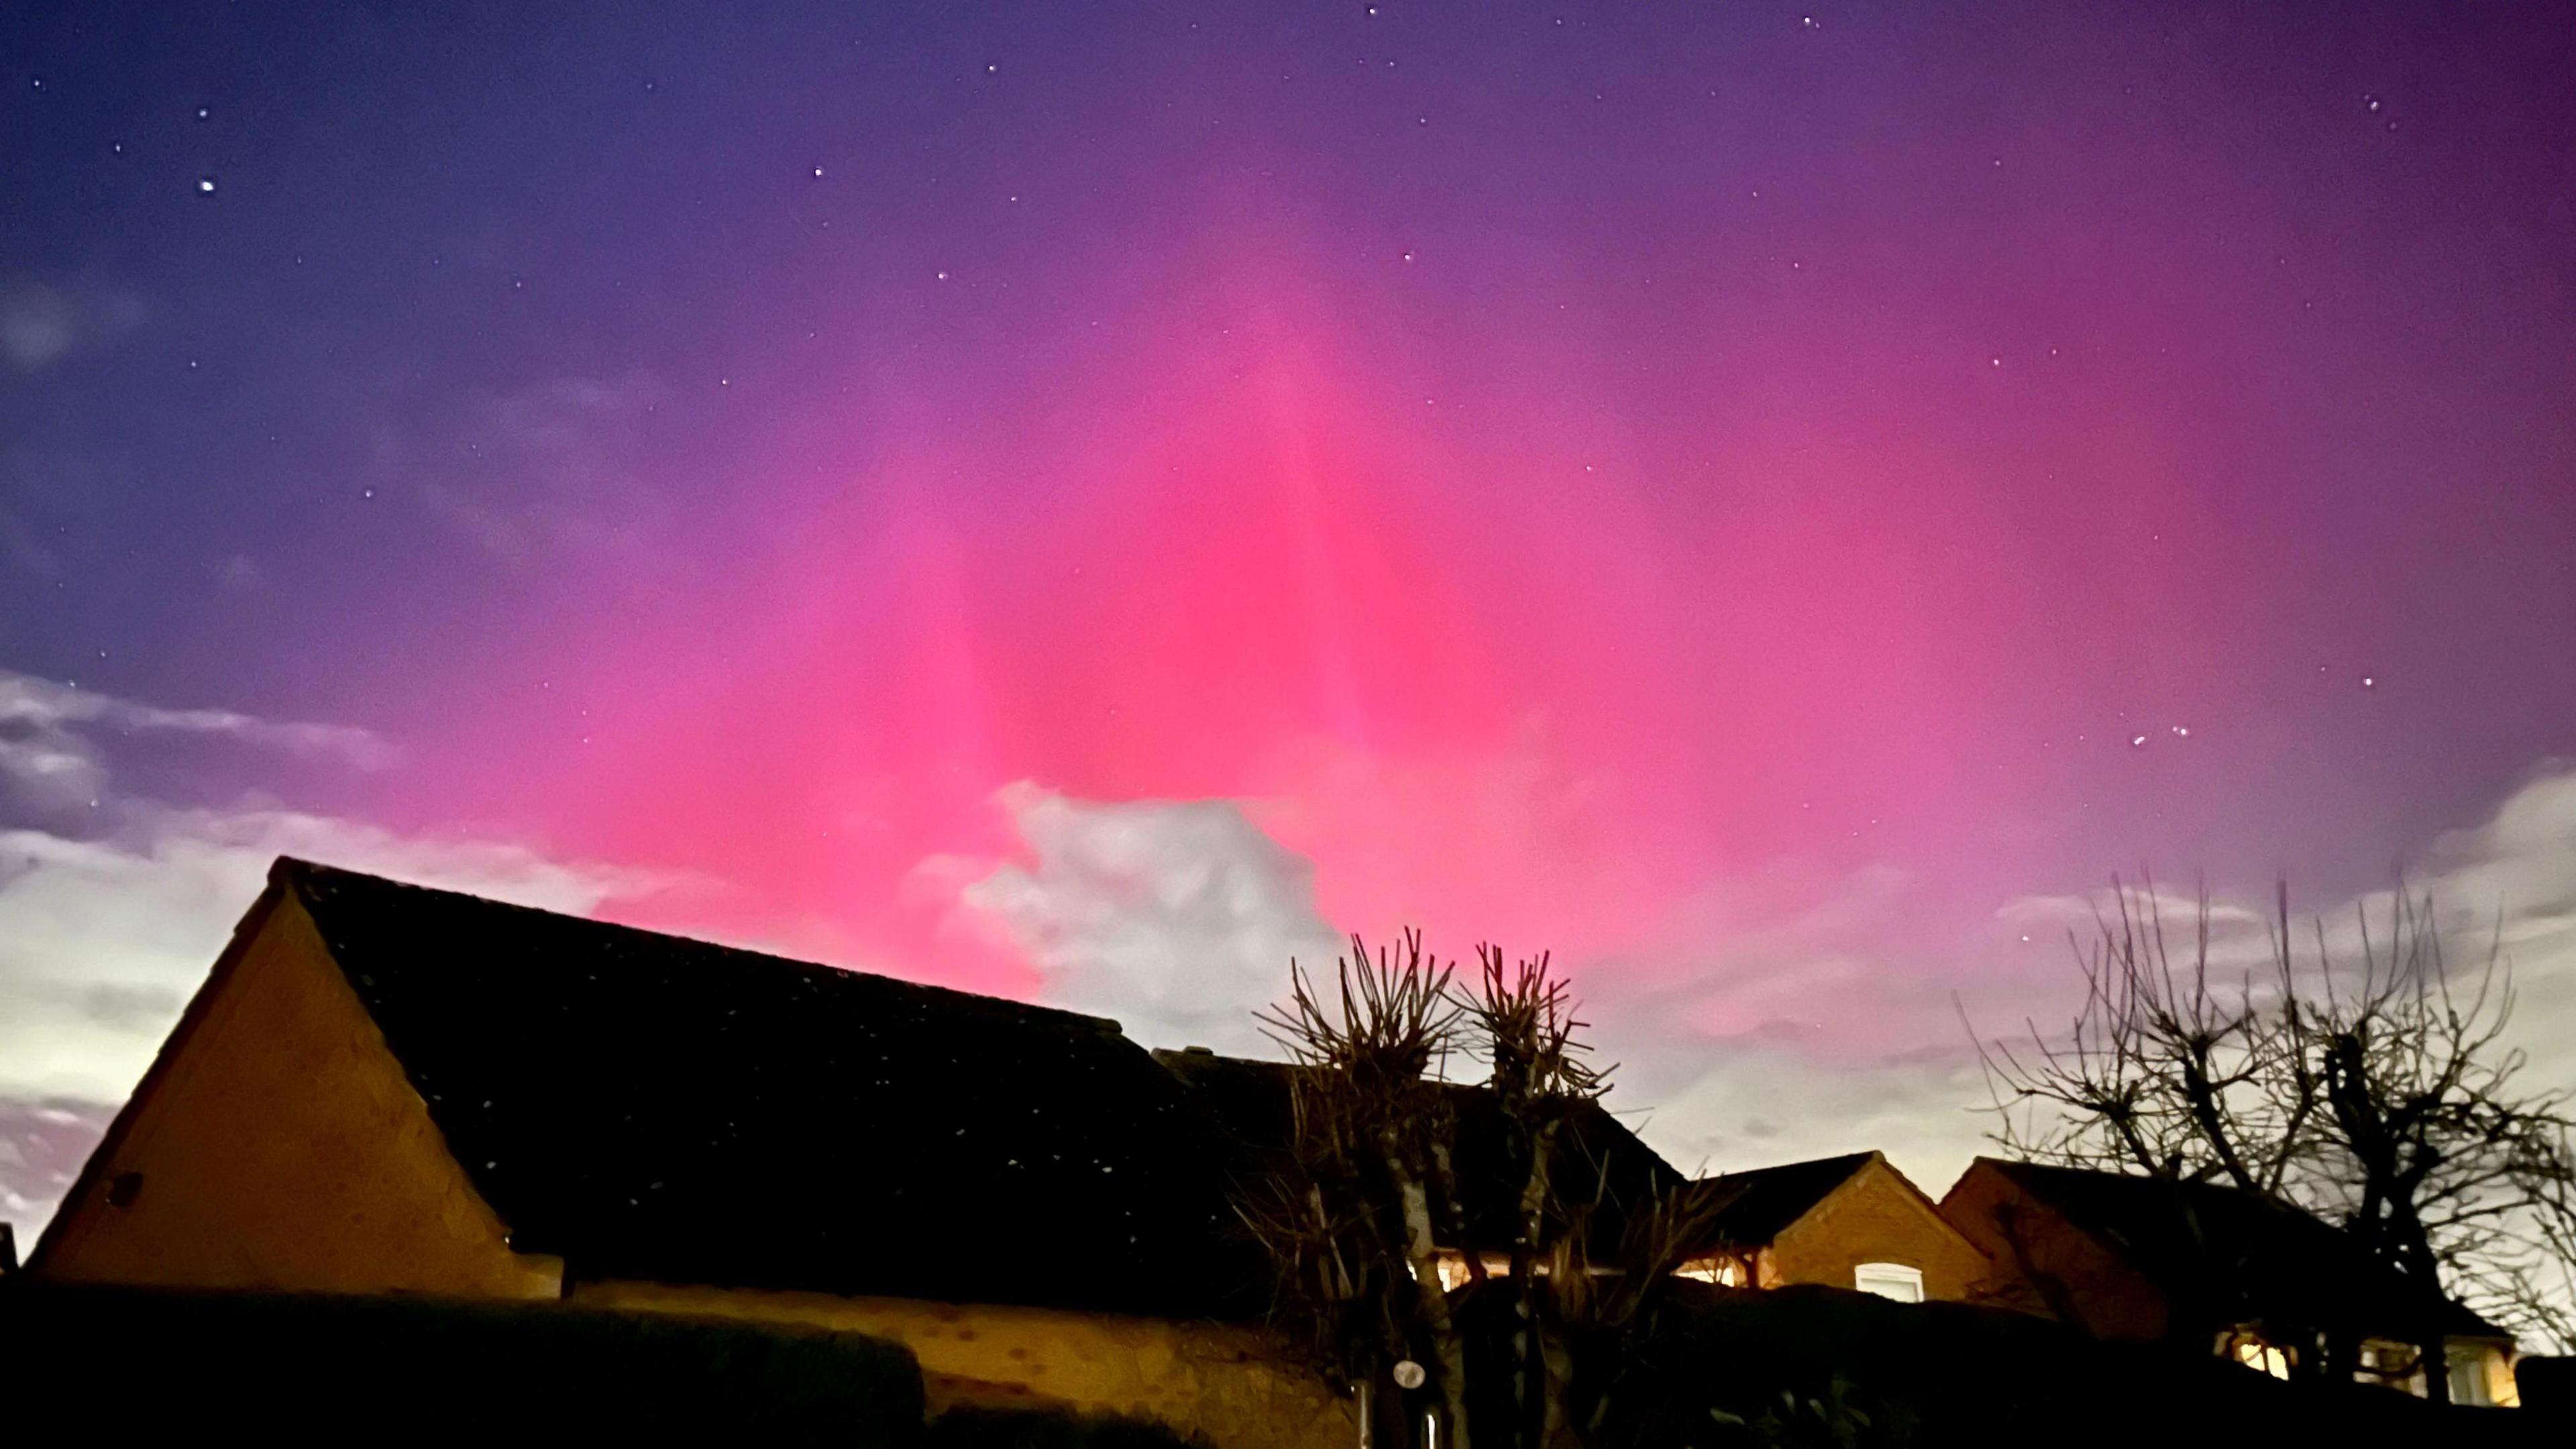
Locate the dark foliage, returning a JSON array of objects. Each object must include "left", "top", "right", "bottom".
[
  {"left": 925, "top": 1406, "right": 1212, "bottom": 1449},
  {"left": 0, "top": 1281, "right": 926, "bottom": 1441},
  {"left": 1590, "top": 1283, "right": 2546, "bottom": 1449}
]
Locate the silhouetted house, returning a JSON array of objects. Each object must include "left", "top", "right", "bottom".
[
  {"left": 28, "top": 859, "right": 1348, "bottom": 1448},
  {"left": 1153, "top": 1046, "right": 1684, "bottom": 1288},
  {"left": 1674, "top": 1150, "right": 1992, "bottom": 1303},
  {"left": 1940, "top": 1157, "right": 2520, "bottom": 1406}
]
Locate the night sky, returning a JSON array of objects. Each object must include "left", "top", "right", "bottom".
[{"left": 5, "top": 3, "right": 2575, "bottom": 1235}]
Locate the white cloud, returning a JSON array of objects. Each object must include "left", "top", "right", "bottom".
[
  {"left": 0, "top": 806, "right": 655, "bottom": 1104},
  {"left": 941, "top": 782, "right": 2002, "bottom": 1191},
  {"left": 938, "top": 763, "right": 2576, "bottom": 1210},
  {"left": 0, "top": 674, "right": 663, "bottom": 1242},
  {"left": 2381, "top": 761, "right": 2576, "bottom": 1084},
  {"left": 1988, "top": 761, "right": 2576, "bottom": 1087},
  {"left": 949, "top": 782, "right": 1342, "bottom": 1055}
]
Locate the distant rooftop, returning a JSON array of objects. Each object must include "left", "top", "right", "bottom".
[
  {"left": 1685, "top": 1151, "right": 1880, "bottom": 1250},
  {"left": 1972, "top": 1157, "right": 2502, "bottom": 1340},
  {"left": 1152, "top": 1046, "right": 1683, "bottom": 1251}
]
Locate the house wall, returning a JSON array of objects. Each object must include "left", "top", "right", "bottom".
[
  {"left": 1936, "top": 1161, "right": 2169, "bottom": 1340},
  {"left": 1767, "top": 1157, "right": 1994, "bottom": 1302},
  {"left": 30, "top": 892, "right": 561, "bottom": 1299},
  {"left": 573, "top": 1279, "right": 1354, "bottom": 1449}
]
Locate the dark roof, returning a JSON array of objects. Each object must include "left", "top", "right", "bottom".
[
  {"left": 276, "top": 858, "right": 1264, "bottom": 1318},
  {"left": 1152, "top": 1047, "right": 1684, "bottom": 1252},
  {"left": 1685, "top": 1152, "right": 1878, "bottom": 1250},
  {"left": 1974, "top": 1159, "right": 2503, "bottom": 1340}
]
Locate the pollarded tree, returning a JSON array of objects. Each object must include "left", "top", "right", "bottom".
[
  {"left": 1976, "top": 878, "right": 2576, "bottom": 1400},
  {"left": 1245, "top": 929, "right": 1476, "bottom": 1447},
  {"left": 1242, "top": 930, "right": 1715, "bottom": 1449}
]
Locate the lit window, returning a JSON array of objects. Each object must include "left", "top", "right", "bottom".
[
  {"left": 1853, "top": 1263, "right": 1924, "bottom": 1303},
  {"left": 2228, "top": 1335, "right": 2291, "bottom": 1379},
  {"left": 2447, "top": 1346, "right": 2509, "bottom": 1407},
  {"left": 2357, "top": 1338, "right": 2424, "bottom": 1391},
  {"left": 1676, "top": 1256, "right": 1747, "bottom": 1287}
]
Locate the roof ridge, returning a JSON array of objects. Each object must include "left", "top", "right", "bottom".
[
  {"left": 1703, "top": 1148, "right": 1878, "bottom": 1182},
  {"left": 257, "top": 856, "right": 1260, "bottom": 1317},
  {"left": 272, "top": 855, "right": 1126, "bottom": 1034}
]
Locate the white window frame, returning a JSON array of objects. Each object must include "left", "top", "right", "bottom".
[
  {"left": 2447, "top": 1344, "right": 2493, "bottom": 1407},
  {"left": 1852, "top": 1262, "right": 1925, "bottom": 1303}
]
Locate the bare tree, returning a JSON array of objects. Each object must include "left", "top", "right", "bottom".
[
  {"left": 2286, "top": 889, "right": 2576, "bottom": 1398},
  {"left": 1244, "top": 932, "right": 1717, "bottom": 1449},
  {"left": 1970, "top": 879, "right": 2316, "bottom": 1196},
  {"left": 1458, "top": 943, "right": 1603, "bottom": 1449},
  {"left": 1974, "top": 877, "right": 2576, "bottom": 1401},
  {"left": 1246, "top": 928, "right": 1474, "bottom": 1448}
]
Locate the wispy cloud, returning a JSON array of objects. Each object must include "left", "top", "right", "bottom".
[
  {"left": 1988, "top": 762, "right": 2576, "bottom": 1085},
  {"left": 0, "top": 669, "right": 394, "bottom": 807},
  {"left": 932, "top": 763, "right": 2576, "bottom": 1205},
  {"left": 0, "top": 672, "right": 664, "bottom": 1240},
  {"left": 0, "top": 670, "right": 393, "bottom": 765},
  {"left": 407, "top": 372, "right": 674, "bottom": 569},
  {"left": 0, "top": 806, "right": 659, "bottom": 1102},
  {"left": 0, "top": 1096, "right": 116, "bottom": 1230},
  {"left": 0, "top": 278, "right": 146, "bottom": 375},
  {"left": 931, "top": 779, "right": 1996, "bottom": 1185},
  {"left": 1636, "top": 1044, "right": 1995, "bottom": 1189}
]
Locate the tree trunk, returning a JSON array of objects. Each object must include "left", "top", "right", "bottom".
[
  {"left": 2420, "top": 1331, "right": 2451, "bottom": 1407},
  {"left": 1517, "top": 1116, "right": 1561, "bottom": 1449},
  {"left": 1385, "top": 1130, "right": 1472, "bottom": 1449}
]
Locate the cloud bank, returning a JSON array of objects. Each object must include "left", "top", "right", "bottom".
[
  {"left": 0, "top": 670, "right": 653, "bottom": 1242},
  {"left": 952, "top": 764, "right": 2576, "bottom": 1200}
]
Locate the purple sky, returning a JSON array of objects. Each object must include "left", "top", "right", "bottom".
[{"left": 4, "top": 1, "right": 2573, "bottom": 1237}]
